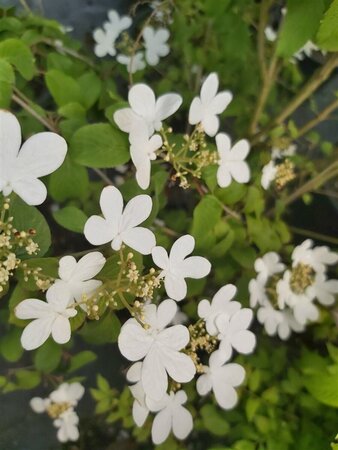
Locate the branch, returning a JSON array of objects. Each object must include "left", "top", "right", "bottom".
[
  {"left": 289, "top": 226, "right": 338, "bottom": 246},
  {"left": 296, "top": 96, "right": 338, "bottom": 138},
  {"left": 257, "top": 0, "right": 271, "bottom": 80}
]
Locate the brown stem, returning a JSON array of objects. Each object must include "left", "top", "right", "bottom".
[
  {"left": 296, "top": 96, "right": 338, "bottom": 138},
  {"left": 92, "top": 168, "right": 113, "bottom": 185},
  {"left": 12, "top": 92, "right": 58, "bottom": 132},
  {"left": 289, "top": 226, "right": 338, "bottom": 245},
  {"left": 257, "top": 0, "right": 271, "bottom": 80}
]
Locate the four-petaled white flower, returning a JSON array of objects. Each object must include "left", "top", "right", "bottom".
[
  {"left": 261, "top": 160, "right": 277, "bottom": 190},
  {"left": 215, "top": 309, "right": 256, "bottom": 360},
  {"left": 114, "top": 83, "right": 182, "bottom": 137},
  {"left": 30, "top": 382, "right": 84, "bottom": 443},
  {"left": 196, "top": 351, "right": 245, "bottom": 410},
  {"left": 197, "top": 284, "right": 240, "bottom": 335},
  {"left": 307, "top": 273, "right": 338, "bottom": 307},
  {"left": 147, "top": 390, "right": 193, "bottom": 445},
  {"left": 84, "top": 186, "right": 156, "bottom": 255},
  {"left": 248, "top": 278, "right": 268, "bottom": 308},
  {"left": 216, "top": 133, "right": 250, "bottom": 188},
  {"left": 291, "top": 239, "right": 338, "bottom": 273},
  {"left": 15, "top": 284, "right": 77, "bottom": 350},
  {"left": 118, "top": 299, "right": 196, "bottom": 401},
  {"left": 254, "top": 252, "right": 285, "bottom": 283},
  {"left": 116, "top": 52, "right": 146, "bottom": 74},
  {"left": 152, "top": 235, "right": 211, "bottom": 301},
  {"left": 54, "top": 252, "right": 106, "bottom": 309},
  {"left": 0, "top": 110, "right": 67, "bottom": 205},
  {"left": 188, "top": 73, "right": 232, "bottom": 137},
  {"left": 129, "top": 121, "right": 163, "bottom": 189},
  {"left": 143, "top": 26, "right": 170, "bottom": 66},
  {"left": 257, "top": 301, "right": 304, "bottom": 340},
  {"left": 106, "top": 10, "right": 132, "bottom": 36}
]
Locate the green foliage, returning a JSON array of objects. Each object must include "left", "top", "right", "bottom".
[
  {"left": 0, "top": 38, "right": 35, "bottom": 79},
  {"left": 317, "top": 0, "right": 338, "bottom": 50},
  {"left": 53, "top": 206, "right": 88, "bottom": 233}
]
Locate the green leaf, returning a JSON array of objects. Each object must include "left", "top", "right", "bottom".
[
  {"left": 200, "top": 404, "right": 230, "bottom": 436},
  {"left": 0, "top": 38, "right": 35, "bottom": 79},
  {"left": 49, "top": 156, "right": 89, "bottom": 202},
  {"left": 45, "top": 69, "right": 82, "bottom": 107},
  {"left": 78, "top": 312, "right": 121, "bottom": 344},
  {"left": 0, "top": 328, "right": 24, "bottom": 362},
  {"left": 34, "top": 339, "right": 62, "bottom": 373},
  {"left": 305, "top": 369, "right": 338, "bottom": 407},
  {"left": 78, "top": 71, "right": 102, "bottom": 109},
  {"left": 317, "top": 0, "right": 338, "bottom": 50},
  {"left": 8, "top": 284, "right": 32, "bottom": 326},
  {"left": 68, "top": 350, "right": 97, "bottom": 373},
  {"left": 0, "top": 58, "right": 15, "bottom": 84},
  {"left": 9, "top": 195, "right": 51, "bottom": 258},
  {"left": 15, "top": 369, "right": 41, "bottom": 389},
  {"left": 277, "top": 0, "right": 325, "bottom": 57},
  {"left": 53, "top": 206, "right": 88, "bottom": 233},
  {"left": 70, "top": 123, "right": 129, "bottom": 168},
  {"left": 191, "top": 195, "right": 223, "bottom": 250}
]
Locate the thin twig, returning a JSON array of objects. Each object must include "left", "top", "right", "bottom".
[
  {"left": 289, "top": 226, "right": 338, "bottom": 246},
  {"left": 12, "top": 93, "right": 57, "bottom": 132},
  {"left": 257, "top": 0, "right": 270, "bottom": 80},
  {"left": 92, "top": 168, "right": 113, "bottom": 185},
  {"left": 296, "top": 97, "right": 338, "bottom": 138}
]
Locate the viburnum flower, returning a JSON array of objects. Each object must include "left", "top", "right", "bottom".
[
  {"left": 198, "top": 284, "right": 241, "bottom": 335},
  {"left": 294, "top": 41, "right": 321, "bottom": 61},
  {"left": 147, "top": 390, "right": 193, "bottom": 445},
  {"left": 54, "top": 252, "right": 106, "bottom": 306},
  {"left": 84, "top": 186, "right": 156, "bottom": 255},
  {"left": 118, "top": 299, "right": 196, "bottom": 400},
  {"left": 129, "top": 121, "right": 163, "bottom": 189},
  {"left": 116, "top": 52, "right": 146, "bottom": 74},
  {"left": 151, "top": 234, "right": 211, "bottom": 301},
  {"left": 0, "top": 110, "right": 67, "bottom": 205},
  {"left": 127, "top": 362, "right": 150, "bottom": 427},
  {"left": 106, "top": 10, "right": 132, "bottom": 35},
  {"left": 15, "top": 284, "right": 77, "bottom": 350},
  {"left": 248, "top": 278, "right": 268, "bottom": 308},
  {"left": 143, "top": 26, "right": 170, "bottom": 65},
  {"left": 264, "top": 26, "right": 277, "bottom": 42},
  {"left": 196, "top": 351, "right": 245, "bottom": 410},
  {"left": 216, "top": 133, "right": 251, "bottom": 188},
  {"left": 254, "top": 252, "right": 285, "bottom": 283},
  {"left": 114, "top": 84, "right": 182, "bottom": 137},
  {"left": 261, "top": 160, "right": 277, "bottom": 190},
  {"left": 188, "top": 73, "right": 232, "bottom": 136},
  {"left": 215, "top": 309, "right": 256, "bottom": 360},
  {"left": 291, "top": 239, "right": 338, "bottom": 273},
  {"left": 30, "top": 382, "right": 84, "bottom": 443},
  {"left": 307, "top": 273, "right": 338, "bottom": 306},
  {"left": 257, "top": 301, "right": 304, "bottom": 340}
]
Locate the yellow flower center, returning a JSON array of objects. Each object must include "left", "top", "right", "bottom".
[{"left": 290, "top": 263, "right": 315, "bottom": 294}]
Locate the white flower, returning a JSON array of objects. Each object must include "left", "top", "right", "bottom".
[
  {"left": 216, "top": 133, "right": 250, "bottom": 188},
  {"left": 257, "top": 301, "right": 304, "bottom": 340},
  {"left": 272, "top": 144, "right": 296, "bottom": 160},
  {"left": 84, "top": 186, "right": 156, "bottom": 255},
  {"left": 143, "top": 26, "right": 170, "bottom": 66},
  {"left": 294, "top": 41, "right": 320, "bottom": 61},
  {"left": 114, "top": 84, "right": 182, "bottom": 137},
  {"left": 116, "top": 52, "right": 146, "bottom": 74},
  {"left": 127, "top": 362, "right": 150, "bottom": 427},
  {"left": 265, "top": 26, "right": 277, "bottom": 42},
  {"left": 30, "top": 382, "right": 84, "bottom": 443},
  {"left": 261, "top": 160, "right": 277, "bottom": 189},
  {"left": 291, "top": 239, "right": 338, "bottom": 273},
  {"left": 254, "top": 252, "right": 285, "bottom": 283},
  {"left": 188, "top": 73, "right": 232, "bottom": 136},
  {"left": 308, "top": 273, "right": 338, "bottom": 306},
  {"left": 215, "top": 309, "right": 256, "bottom": 360},
  {"left": 15, "top": 284, "right": 77, "bottom": 350},
  {"left": 147, "top": 390, "right": 193, "bottom": 445},
  {"left": 106, "top": 10, "right": 132, "bottom": 36},
  {"left": 197, "top": 284, "right": 241, "bottom": 335},
  {"left": 54, "top": 252, "right": 106, "bottom": 307},
  {"left": 196, "top": 351, "right": 245, "bottom": 410},
  {"left": 276, "top": 270, "right": 318, "bottom": 325},
  {"left": 129, "top": 120, "right": 163, "bottom": 189},
  {"left": 171, "top": 309, "right": 188, "bottom": 325},
  {"left": 248, "top": 278, "right": 268, "bottom": 308},
  {"left": 118, "top": 299, "right": 196, "bottom": 400},
  {"left": 0, "top": 110, "right": 67, "bottom": 205},
  {"left": 93, "top": 26, "right": 117, "bottom": 57},
  {"left": 152, "top": 235, "right": 211, "bottom": 301}
]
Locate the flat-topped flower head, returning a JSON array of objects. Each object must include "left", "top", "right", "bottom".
[
  {"left": 0, "top": 110, "right": 67, "bottom": 205},
  {"left": 114, "top": 84, "right": 182, "bottom": 137},
  {"left": 118, "top": 299, "right": 196, "bottom": 401},
  {"left": 196, "top": 351, "right": 245, "bottom": 410},
  {"left": 15, "top": 283, "right": 77, "bottom": 350},
  {"left": 189, "top": 73, "right": 233, "bottom": 136},
  {"left": 147, "top": 390, "right": 193, "bottom": 445},
  {"left": 152, "top": 234, "right": 211, "bottom": 301},
  {"left": 30, "top": 382, "right": 84, "bottom": 443},
  {"left": 216, "top": 133, "right": 250, "bottom": 188},
  {"left": 84, "top": 186, "right": 156, "bottom": 255},
  {"left": 254, "top": 252, "right": 285, "bottom": 283},
  {"left": 291, "top": 239, "right": 338, "bottom": 274},
  {"left": 116, "top": 52, "right": 146, "bottom": 74},
  {"left": 129, "top": 120, "right": 163, "bottom": 189},
  {"left": 54, "top": 252, "right": 106, "bottom": 305},
  {"left": 143, "top": 26, "right": 170, "bottom": 66},
  {"left": 198, "top": 284, "right": 241, "bottom": 335},
  {"left": 216, "top": 309, "right": 256, "bottom": 360}
]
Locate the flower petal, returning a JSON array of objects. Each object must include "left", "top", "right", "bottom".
[
  {"left": 156, "top": 299, "right": 178, "bottom": 329},
  {"left": 158, "top": 324, "right": 189, "bottom": 350},
  {"left": 100, "top": 186, "right": 123, "bottom": 224},
  {"left": 121, "top": 194, "right": 152, "bottom": 230},
  {"left": 162, "top": 348, "right": 196, "bottom": 383},
  {"left": 58, "top": 256, "right": 77, "bottom": 281},
  {"left": 12, "top": 178, "right": 47, "bottom": 206},
  {"left": 172, "top": 405, "right": 193, "bottom": 440},
  {"left": 200, "top": 73, "right": 219, "bottom": 104},
  {"left": 118, "top": 321, "right": 152, "bottom": 361},
  {"left": 164, "top": 273, "right": 187, "bottom": 301},
  {"left": 84, "top": 216, "right": 115, "bottom": 245},
  {"left": 209, "top": 91, "right": 233, "bottom": 114},
  {"left": 231, "top": 139, "right": 250, "bottom": 160},
  {"left": 213, "top": 382, "right": 238, "bottom": 410},
  {"left": 133, "top": 400, "right": 149, "bottom": 427},
  {"left": 196, "top": 373, "right": 212, "bottom": 396},
  {"left": 169, "top": 235, "right": 195, "bottom": 266},
  {"left": 129, "top": 84, "right": 156, "bottom": 117},
  {"left": 216, "top": 133, "right": 232, "bottom": 158},
  {"left": 21, "top": 317, "right": 54, "bottom": 350},
  {"left": 15, "top": 299, "right": 51, "bottom": 320},
  {"left": 180, "top": 256, "right": 211, "bottom": 279},
  {"left": 202, "top": 114, "right": 219, "bottom": 137},
  {"left": 151, "top": 407, "right": 172, "bottom": 445},
  {"left": 0, "top": 110, "right": 21, "bottom": 167},
  {"left": 113, "top": 108, "right": 139, "bottom": 133},
  {"left": 70, "top": 252, "right": 106, "bottom": 282},
  {"left": 152, "top": 246, "right": 169, "bottom": 270},
  {"left": 231, "top": 330, "right": 256, "bottom": 355},
  {"left": 142, "top": 346, "right": 168, "bottom": 400},
  {"left": 121, "top": 226, "right": 156, "bottom": 255},
  {"left": 51, "top": 316, "right": 71, "bottom": 344},
  {"left": 127, "top": 361, "right": 143, "bottom": 383},
  {"left": 155, "top": 93, "right": 182, "bottom": 122},
  {"left": 188, "top": 97, "right": 203, "bottom": 125},
  {"left": 217, "top": 165, "right": 232, "bottom": 188},
  {"left": 213, "top": 284, "right": 237, "bottom": 308},
  {"left": 228, "top": 161, "right": 250, "bottom": 184}
]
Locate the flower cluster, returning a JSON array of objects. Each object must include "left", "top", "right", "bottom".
[
  {"left": 261, "top": 144, "right": 296, "bottom": 190},
  {"left": 114, "top": 72, "right": 251, "bottom": 190},
  {"left": 93, "top": 9, "right": 170, "bottom": 73},
  {"left": 30, "top": 382, "right": 84, "bottom": 443},
  {"left": 249, "top": 241, "right": 338, "bottom": 340}
]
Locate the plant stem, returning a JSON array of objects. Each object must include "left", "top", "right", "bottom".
[
  {"left": 289, "top": 226, "right": 338, "bottom": 245},
  {"left": 296, "top": 97, "right": 338, "bottom": 138},
  {"left": 92, "top": 168, "right": 113, "bottom": 185},
  {"left": 12, "top": 92, "right": 57, "bottom": 132},
  {"left": 257, "top": 0, "right": 270, "bottom": 80}
]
